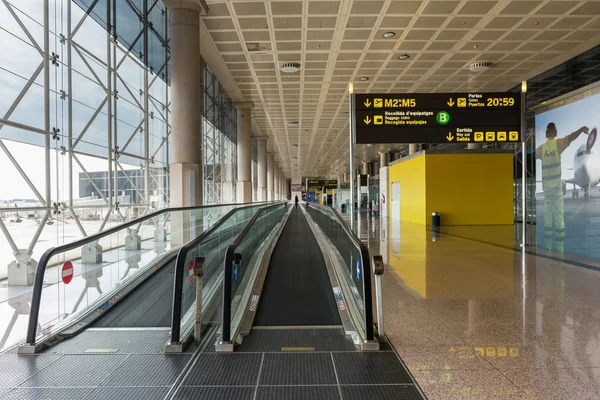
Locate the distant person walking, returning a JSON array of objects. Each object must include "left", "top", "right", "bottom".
[{"left": 535, "top": 122, "right": 588, "bottom": 252}]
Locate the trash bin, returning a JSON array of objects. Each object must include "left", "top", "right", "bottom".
[{"left": 431, "top": 212, "right": 440, "bottom": 227}]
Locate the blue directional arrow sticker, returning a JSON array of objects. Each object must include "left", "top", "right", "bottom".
[
  {"left": 233, "top": 263, "right": 239, "bottom": 283},
  {"left": 356, "top": 258, "right": 361, "bottom": 282}
]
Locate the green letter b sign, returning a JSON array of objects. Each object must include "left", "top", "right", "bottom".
[{"left": 436, "top": 111, "right": 449, "bottom": 125}]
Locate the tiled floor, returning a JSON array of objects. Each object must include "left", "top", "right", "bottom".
[{"left": 356, "top": 213, "right": 600, "bottom": 400}]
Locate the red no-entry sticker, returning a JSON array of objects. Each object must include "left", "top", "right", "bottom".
[
  {"left": 188, "top": 260, "right": 195, "bottom": 284},
  {"left": 61, "top": 261, "right": 74, "bottom": 284}
]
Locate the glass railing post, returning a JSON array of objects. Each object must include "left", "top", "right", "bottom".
[
  {"left": 361, "top": 251, "right": 375, "bottom": 341},
  {"left": 23, "top": 250, "right": 52, "bottom": 348},
  {"left": 221, "top": 250, "right": 233, "bottom": 344},
  {"left": 170, "top": 249, "right": 186, "bottom": 345}
]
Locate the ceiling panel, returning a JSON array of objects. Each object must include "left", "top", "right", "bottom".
[{"left": 201, "top": 0, "right": 600, "bottom": 178}]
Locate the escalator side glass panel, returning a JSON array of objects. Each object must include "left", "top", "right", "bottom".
[
  {"left": 307, "top": 206, "right": 367, "bottom": 333},
  {"left": 29, "top": 205, "right": 235, "bottom": 346},
  {"left": 178, "top": 205, "right": 267, "bottom": 333}
]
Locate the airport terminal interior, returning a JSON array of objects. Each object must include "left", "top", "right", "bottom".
[{"left": 1, "top": 0, "right": 600, "bottom": 399}]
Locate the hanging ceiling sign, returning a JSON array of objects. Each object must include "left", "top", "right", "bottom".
[
  {"left": 307, "top": 179, "right": 338, "bottom": 189},
  {"left": 352, "top": 93, "right": 521, "bottom": 144}
]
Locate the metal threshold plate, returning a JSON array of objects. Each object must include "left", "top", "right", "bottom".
[
  {"left": 281, "top": 347, "right": 315, "bottom": 352},
  {"left": 84, "top": 348, "right": 119, "bottom": 353}
]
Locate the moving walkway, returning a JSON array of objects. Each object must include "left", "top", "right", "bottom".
[
  {"left": 17, "top": 202, "right": 273, "bottom": 353},
  {"left": 4, "top": 202, "right": 424, "bottom": 400}
]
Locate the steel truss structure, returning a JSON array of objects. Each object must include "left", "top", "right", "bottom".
[{"left": 0, "top": 0, "right": 238, "bottom": 282}]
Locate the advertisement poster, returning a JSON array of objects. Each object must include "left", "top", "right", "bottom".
[{"left": 535, "top": 88, "right": 600, "bottom": 259}]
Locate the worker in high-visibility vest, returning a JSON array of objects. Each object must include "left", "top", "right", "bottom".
[{"left": 535, "top": 123, "right": 589, "bottom": 253}]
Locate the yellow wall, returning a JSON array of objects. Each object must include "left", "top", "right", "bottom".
[
  {"left": 388, "top": 152, "right": 513, "bottom": 226},
  {"left": 388, "top": 155, "right": 426, "bottom": 225},
  {"left": 426, "top": 153, "right": 513, "bottom": 225}
]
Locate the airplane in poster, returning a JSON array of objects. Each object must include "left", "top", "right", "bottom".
[{"left": 564, "top": 128, "right": 600, "bottom": 201}]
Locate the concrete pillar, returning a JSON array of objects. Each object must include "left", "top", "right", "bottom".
[
  {"left": 279, "top": 173, "right": 282, "bottom": 199},
  {"left": 166, "top": 0, "right": 203, "bottom": 207},
  {"left": 278, "top": 170, "right": 283, "bottom": 199},
  {"left": 468, "top": 143, "right": 482, "bottom": 149},
  {"left": 236, "top": 102, "right": 253, "bottom": 203},
  {"left": 267, "top": 153, "right": 275, "bottom": 201},
  {"left": 343, "top": 172, "right": 348, "bottom": 182},
  {"left": 379, "top": 152, "right": 387, "bottom": 169},
  {"left": 362, "top": 161, "right": 368, "bottom": 175},
  {"left": 165, "top": 0, "right": 205, "bottom": 246},
  {"left": 279, "top": 167, "right": 283, "bottom": 200},
  {"left": 257, "top": 137, "right": 268, "bottom": 201},
  {"left": 274, "top": 164, "right": 279, "bottom": 200},
  {"left": 409, "top": 144, "right": 418, "bottom": 155}
]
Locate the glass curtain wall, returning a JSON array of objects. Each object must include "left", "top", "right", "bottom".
[
  {"left": 202, "top": 60, "right": 237, "bottom": 205},
  {"left": 0, "top": 0, "right": 239, "bottom": 280}
]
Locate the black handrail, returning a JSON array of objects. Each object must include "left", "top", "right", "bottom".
[
  {"left": 24, "top": 201, "right": 269, "bottom": 346},
  {"left": 306, "top": 203, "right": 375, "bottom": 341},
  {"left": 169, "top": 201, "right": 285, "bottom": 344},
  {"left": 221, "top": 202, "right": 288, "bottom": 344}
]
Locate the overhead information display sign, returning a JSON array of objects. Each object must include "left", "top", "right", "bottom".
[
  {"left": 353, "top": 93, "right": 521, "bottom": 144},
  {"left": 307, "top": 179, "right": 338, "bottom": 189}
]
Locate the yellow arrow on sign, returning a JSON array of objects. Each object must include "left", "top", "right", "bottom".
[
  {"left": 447, "top": 98, "right": 455, "bottom": 107},
  {"left": 364, "top": 116, "right": 372, "bottom": 125},
  {"left": 446, "top": 132, "right": 454, "bottom": 141},
  {"left": 364, "top": 99, "right": 372, "bottom": 108}
]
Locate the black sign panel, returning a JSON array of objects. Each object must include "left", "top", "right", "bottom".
[
  {"left": 307, "top": 179, "right": 338, "bottom": 189},
  {"left": 353, "top": 93, "right": 521, "bottom": 144}
]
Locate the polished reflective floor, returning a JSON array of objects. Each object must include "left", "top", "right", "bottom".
[{"left": 356, "top": 213, "right": 600, "bottom": 400}]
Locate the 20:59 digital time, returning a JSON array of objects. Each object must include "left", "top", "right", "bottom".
[{"left": 487, "top": 98, "right": 516, "bottom": 107}]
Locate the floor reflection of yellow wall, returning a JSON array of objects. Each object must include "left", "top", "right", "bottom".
[
  {"left": 386, "top": 220, "right": 514, "bottom": 299},
  {"left": 388, "top": 221, "right": 428, "bottom": 297},
  {"left": 439, "top": 225, "right": 516, "bottom": 248}
]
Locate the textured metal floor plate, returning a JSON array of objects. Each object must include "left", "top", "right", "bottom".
[
  {"left": 85, "top": 386, "right": 170, "bottom": 400},
  {"left": 256, "top": 385, "right": 341, "bottom": 400},
  {"left": 19, "top": 354, "right": 127, "bottom": 387},
  {"left": 241, "top": 328, "right": 357, "bottom": 352},
  {"left": 0, "top": 354, "right": 63, "bottom": 387},
  {"left": 333, "top": 352, "right": 413, "bottom": 384},
  {"left": 100, "top": 354, "right": 192, "bottom": 386},
  {"left": 182, "top": 353, "right": 262, "bottom": 386},
  {"left": 341, "top": 384, "right": 423, "bottom": 400},
  {"left": 259, "top": 353, "right": 337, "bottom": 385},
  {"left": 1, "top": 387, "right": 94, "bottom": 399},
  {"left": 174, "top": 386, "right": 255, "bottom": 399},
  {"left": 45, "top": 329, "right": 172, "bottom": 354}
]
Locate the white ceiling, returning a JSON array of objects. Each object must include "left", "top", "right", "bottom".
[{"left": 199, "top": 0, "right": 600, "bottom": 178}]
